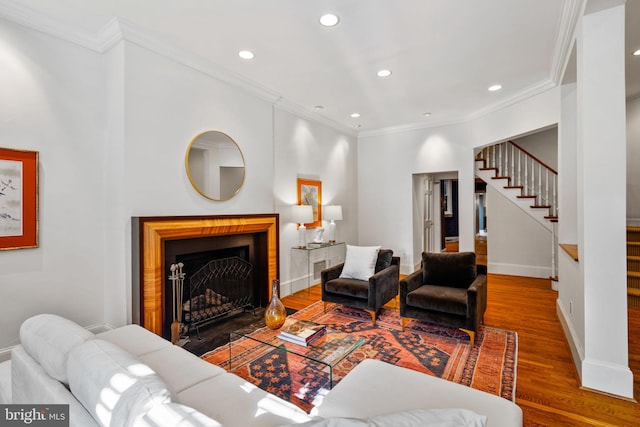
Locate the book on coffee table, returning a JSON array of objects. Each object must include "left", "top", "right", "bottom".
[{"left": 277, "top": 320, "right": 326, "bottom": 346}]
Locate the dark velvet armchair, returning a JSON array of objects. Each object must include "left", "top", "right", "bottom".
[
  {"left": 321, "top": 249, "right": 400, "bottom": 325},
  {"left": 400, "top": 251, "right": 487, "bottom": 346}
]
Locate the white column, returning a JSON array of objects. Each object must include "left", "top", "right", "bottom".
[{"left": 576, "top": 2, "right": 633, "bottom": 398}]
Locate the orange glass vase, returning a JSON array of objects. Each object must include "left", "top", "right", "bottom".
[{"left": 264, "top": 279, "right": 287, "bottom": 329}]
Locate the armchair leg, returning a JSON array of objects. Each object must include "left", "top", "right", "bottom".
[
  {"left": 365, "top": 310, "right": 377, "bottom": 326},
  {"left": 401, "top": 317, "right": 410, "bottom": 332},
  {"left": 460, "top": 328, "right": 475, "bottom": 347}
]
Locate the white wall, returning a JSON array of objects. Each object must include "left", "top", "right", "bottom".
[
  {"left": 273, "top": 107, "right": 358, "bottom": 294},
  {"left": 486, "top": 186, "right": 552, "bottom": 278},
  {"left": 0, "top": 19, "right": 107, "bottom": 354},
  {"left": 628, "top": 95, "right": 640, "bottom": 225},
  {"left": 358, "top": 124, "right": 475, "bottom": 273}
]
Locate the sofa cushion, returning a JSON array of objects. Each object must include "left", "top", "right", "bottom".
[
  {"left": 138, "top": 345, "right": 227, "bottom": 397},
  {"left": 422, "top": 252, "right": 477, "bottom": 289},
  {"left": 20, "top": 314, "right": 94, "bottom": 384},
  {"left": 177, "top": 372, "right": 311, "bottom": 427},
  {"left": 67, "top": 339, "right": 171, "bottom": 427},
  {"left": 96, "top": 324, "right": 172, "bottom": 358},
  {"left": 340, "top": 245, "right": 381, "bottom": 281},
  {"left": 140, "top": 402, "right": 223, "bottom": 426},
  {"left": 325, "top": 278, "right": 369, "bottom": 299},
  {"left": 375, "top": 249, "right": 394, "bottom": 273},
  {"left": 407, "top": 285, "right": 467, "bottom": 315}
]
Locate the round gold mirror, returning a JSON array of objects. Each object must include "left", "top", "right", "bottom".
[{"left": 185, "top": 131, "right": 246, "bottom": 201}]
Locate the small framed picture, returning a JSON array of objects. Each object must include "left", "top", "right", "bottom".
[
  {"left": 297, "top": 178, "right": 322, "bottom": 228},
  {"left": 0, "top": 147, "right": 38, "bottom": 250}
]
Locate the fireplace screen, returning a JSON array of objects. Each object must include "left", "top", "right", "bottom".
[{"left": 183, "top": 256, "right": 254, "bottom": 335}]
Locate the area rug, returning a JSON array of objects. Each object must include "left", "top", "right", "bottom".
[{"left": 201, "top": 301, "right": 517, "bottom": 413}]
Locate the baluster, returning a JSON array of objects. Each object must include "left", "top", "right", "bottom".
[
  {"left": 491, "top": 145, "right": 496, "bottom": 169},
  {"left": 524, "top": 155, "right": 528, "bottom": 195},
  {"left": 538, "top": 163, "right": 542, "bottom": 206},
  {"left": 545, "top": 169, "right": 549, "bottom": 208},
  {"left": 510, "top": 144, "right": 515, "bottom": 183},
  {"left": 498, "top": 143, "right": 503, "bottom": 176},
  {"left": 517, "top": 149, "right": 522, "bottom": 187}
]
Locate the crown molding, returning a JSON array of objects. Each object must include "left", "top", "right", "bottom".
[
  {"left": 360, "top": 77, "right": 557, "bottom": 138},
  {"left": 550, "top": 0, "right": 586, "bottom": 85},
  {"left": 0, "top": 0, "right": 104, "bottom": 51}
]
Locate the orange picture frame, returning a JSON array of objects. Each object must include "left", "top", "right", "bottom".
[
  {"left": 0, "top": 147, "right": 38, "bottom": 250},
  {"left": 297, "top": 178, "right": 322, "bottom": 228}
]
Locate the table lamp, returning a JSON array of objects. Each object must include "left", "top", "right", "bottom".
[
  {"left": 324, "top": 205, "right": 343, "bottom": 243},
  {"left": 292, "top": 205, "right": 313, "bottom": 248}
]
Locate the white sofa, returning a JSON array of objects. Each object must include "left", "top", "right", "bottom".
[{"left": 1, "top": 314, "right": 523, "bottom": 427}]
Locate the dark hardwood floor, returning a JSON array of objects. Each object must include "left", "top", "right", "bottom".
[{"left": 281, "top": 274, "right": 640, "bottom": 427}]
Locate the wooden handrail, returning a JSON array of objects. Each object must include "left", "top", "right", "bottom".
[{"left": 508, "top": 141, "right": 558, "bottom": 175}]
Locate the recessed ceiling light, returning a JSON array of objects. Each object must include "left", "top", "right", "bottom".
[
  {"left": 238, "top": 50, "right": 254, "bottom": 60},
  {"left": 423, "top": 112, "right": 432, "bottom": 117},
  {"left": 314, "top": 105, "right": 324, "bottom": 110},
  {"left": 354, "top": 124, "right": 362, "bottom": 128},
  {"left": 320, "top": 14, "right": 340, "bottom": 27},
  {"left": 351, "top": 113, "right": 360, "bottom": 118},
  {"left": 634, "top": 49, "right": 640, "bottom": 56},
  {"left": 488, "top": 84, "right": 502, "bottom": 92},
  {"left": 377, "top": 69, "right": 392, "bottom": 78}
]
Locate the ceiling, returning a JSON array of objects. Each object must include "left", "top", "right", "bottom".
[{"left": 4, "top": 0, "right": 640, "bottom": 134}]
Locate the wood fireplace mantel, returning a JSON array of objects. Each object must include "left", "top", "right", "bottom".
[{"left": 133, "top": 214, "right": 279, "bottom": 336}]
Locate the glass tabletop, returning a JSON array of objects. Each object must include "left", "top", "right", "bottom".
[{"left": 230, "top": 317, "right": 365, "bottom": 368}]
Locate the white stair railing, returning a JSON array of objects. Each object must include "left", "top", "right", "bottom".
[
  {"left": 477, "top": 141, "right": 559, "bottom": 280},
  {"left": 478, "top": 141, "right": 558, "bottom": 217}
]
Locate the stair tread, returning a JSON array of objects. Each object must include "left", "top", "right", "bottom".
[
  {"left": 492, "top": 176, "right": 511, "bottom": 180},
  {"left": 628, "top": 256, "right": 640, "bottom": 261},
  {"left": 531, "top": 205, "right": 551, "bottom": 209},
  {"left": 629, "top": 271, "right": 640, "bottom": 278},
  {"left": 628, "top": 226, "right": 640, "bottom": 232},
  {"left": 479, "top": 167, "right": 497, "bottom": 171},
  {"left": 517, "top": 195, "right": 537, "bottom": 199},
  {"left": 504, "top": 186, "right": 523, "bottom": 189}
]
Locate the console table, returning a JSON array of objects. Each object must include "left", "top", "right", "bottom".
[{"left": 291, "top": 242, "right": 346, "bottom": 293}]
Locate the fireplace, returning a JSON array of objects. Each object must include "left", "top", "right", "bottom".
[{"left": 132, "top": 214, "right": 279, "bottom": 337}]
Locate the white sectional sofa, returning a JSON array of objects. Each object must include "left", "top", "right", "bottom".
[{"left": 1, "top": 314, "right": 523, "bottom": 427}]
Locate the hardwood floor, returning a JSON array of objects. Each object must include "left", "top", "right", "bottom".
[{"left": 282, "top": 274, "right": 640, "bottom": 426}]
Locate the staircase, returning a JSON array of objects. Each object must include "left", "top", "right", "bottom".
[
  {"left": 629, "top": 227, "right": 640, "bottom": 309},
  {"left": 475, "top": 140, "right": 558, "bottom": 278}
]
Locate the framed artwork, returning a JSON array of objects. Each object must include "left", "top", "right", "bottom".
[
  {"left": 0, "top": 147, "right": 38, "bottom": 250},
  {"left": 297, "top": 178, "right": 322, "bottom": 228}
]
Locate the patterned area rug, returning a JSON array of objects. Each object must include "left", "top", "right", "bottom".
[{"left": 201, "top": 301, "right": 517, "bottom": 413}]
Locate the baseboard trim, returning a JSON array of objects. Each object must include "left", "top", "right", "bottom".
[
  {"left": 488, "top": 262, "right": 551, "bottom": 279},
  {"left": 628, "top": 218, "right": 640, "bottom": 227}
]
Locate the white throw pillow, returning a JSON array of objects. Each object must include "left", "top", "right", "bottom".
[{"left": 339, "top": 245, "right": 381, "bottom": 281}]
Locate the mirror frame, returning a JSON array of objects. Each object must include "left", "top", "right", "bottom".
[{"left": 185, "top": 130, "right": 246, "bottom": 201}]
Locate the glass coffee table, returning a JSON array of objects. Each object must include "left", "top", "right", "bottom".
[{"left": 229, "top": 317, "right": 365, "bottom": 389}]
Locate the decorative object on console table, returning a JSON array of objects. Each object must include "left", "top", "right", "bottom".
[
  {"left": 0, "top": 147, "right": 38, "bottom": 250},
  {"left": 297, "top": 178, "right": 322, "bottom": 227},
  {"left": 264, "top": 279, "right": 287, "bottom": 329},
  {"left": 324, "top": 205, "right": 343, "bottom": 243},
  {"left": 292, "top": 205, "right": 313, "bottom": 248}
]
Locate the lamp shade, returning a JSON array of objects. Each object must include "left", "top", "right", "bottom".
[
  {"left": 324, "top": 205, "right": 343, "bottom": 221},
  {"left": 291, "top": 205, "right": 313, "bottom": 224}
]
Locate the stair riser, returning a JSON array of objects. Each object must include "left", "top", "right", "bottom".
[
  {"left": 628, "top": 230, "right": 640, "bottom": 242},
  {"left": 629, "top": 295, "right": 640, "bottom": 310},
  {"left": 628, "top": 245, "right": 640, "bottom": 257},
  {"left": 628, "top": 259, "right": 640, "bottom": 272},
  {"left": 628, "top": 275, "right": 640, "bottom": 290}
]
